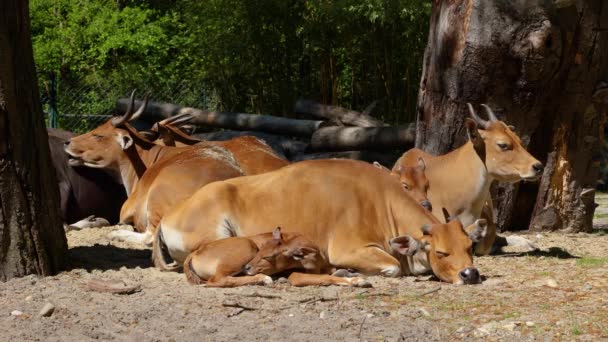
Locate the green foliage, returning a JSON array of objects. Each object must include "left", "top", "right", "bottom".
[{"left": 31, "top": 0, "right": 431, "bottom": 126}]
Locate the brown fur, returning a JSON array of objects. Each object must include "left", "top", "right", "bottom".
[
  {"left": 393, "top": 114, "right": 541, "bottom": 255},
  {"left": 160, "top": 159, "right": 487, "bottom": 284}
]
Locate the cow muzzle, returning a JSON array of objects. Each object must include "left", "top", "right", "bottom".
[{"left": 458, "top": 267, "right": 481, "bottom": 285}]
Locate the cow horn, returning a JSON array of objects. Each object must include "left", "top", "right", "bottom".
[
  {"left": 112, "top": 89, "right": 137, "bottom": 127},
  {"left": 159, "top": 113, "right": 194, "bottom": 127},
  {"left": 129, "top": 93, "right": 149, "bottom": 122},
  {"left": 480, "top": 104, "right": 498, "bottom": 122},
  {"left": 467, "top": 103, "right": 489, "bottom": 129}
]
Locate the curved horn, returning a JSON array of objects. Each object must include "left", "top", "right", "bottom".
[
  {"left": 480, "top": 104, "right": 498, "bottom": 122},
  {"left": 129, "top": 93, "right": 149, "bottom": 122},
  {"left": 112, "top": 89, "right": 137, "bottom": 127},
  {"left": 467, "top": 103, "right": 489, "bottom": 129},
  {"left": 159, "top": 113, "right": 194, "bottom": 127}
]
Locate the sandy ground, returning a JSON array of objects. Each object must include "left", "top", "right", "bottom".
[{"left": 1, "top": 224, "right": 607, "bottom": 341}]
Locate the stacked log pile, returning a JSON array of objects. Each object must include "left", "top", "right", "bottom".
[{"left": 116, "top": 98, "right": 414, "bottom": 166}]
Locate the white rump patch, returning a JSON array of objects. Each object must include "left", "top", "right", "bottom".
[{"left": 160, "top": 225, "right": 188, "bottom": 263}]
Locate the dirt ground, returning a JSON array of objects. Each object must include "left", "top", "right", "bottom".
[{"left": 1, "top": 223, "right": 607, "bottom": 341}]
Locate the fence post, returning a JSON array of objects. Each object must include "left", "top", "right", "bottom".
[{"left": 48, "top": 72, "right": 58, "bottom": 128}]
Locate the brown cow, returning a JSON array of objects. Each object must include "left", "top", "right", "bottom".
[
  {"left": 140, "top": 115, "right": 289, "bottom": 175},
  {"left": 183, "top": 227, "right": 370, "bottom": 287},
  {"left": 393, "top": 103, "right": 542, "bottom": 255},
  {"left": 158, "top": 159, "right": 488, "bottom": 284},
  {"left": 65, "top": 93, "right": 289, "bottom": 259},
  {"left": 64, "top": 94, "right": 244, "bottom": 247}
]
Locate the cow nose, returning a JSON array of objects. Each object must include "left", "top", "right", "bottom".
[
  {"left": 458, "top": 267, "right": 480, "bottom": 284},
  {"left": 420, "top": 200, "right": 433, "bottom": 212},
  {"left": 64, "top": 140, "right": 70, "bottom": 147},
  {"left": 532, "top": 162, "right": 543, "bottom": 174}
]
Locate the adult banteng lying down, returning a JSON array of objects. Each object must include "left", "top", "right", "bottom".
[
  {"left": 139, "top": 114, "right": 289, "bottom": 175},
  {"left": 183, "top": 227, "right": 370, "bottom": 287},
  {"left": 64, "top": 93, "right": 245, "bottom": 245},
  {"left": 393, "top": 103, "right": 542, "bottom": 255},
  {"left": 373, "top": 158, "right": 431, "bottom": 211},
  {"left": 158, "top": 159, "right": 488, "bottom": 284},
  {"left": 65, "top": 92, "right": 288, "bottom": 248}
]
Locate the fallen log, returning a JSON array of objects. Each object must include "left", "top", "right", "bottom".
[
  {"left": 310, "top": 124, "right": 415, "bottom": 152},
  {"left": 194, "top": 130, "right": 308, "bottom": 159},
  {"left": 295, "top": 99, "right": 384, "bottom": 127},
  {"left": 116, "top": 99, "right": 323, "bottom": 137},
  {"left": 291, "top": 150, "right": 400, "bottom": 168}
]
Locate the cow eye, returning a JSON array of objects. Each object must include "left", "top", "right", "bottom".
[
  {"left": 435, "top": 251, "right": 449, "bottom": 258},
  {"left": 497, "top": 142, "right": 509, "bottom": 150},
  {"left": 262, "top": 255, "right": 275, "bottom": 261},
  {"left": 401, "top": 183, "right": 410, "bottom": 190},
  {"left": 93, "top": 134, "right": 104, "bottom": 140}
]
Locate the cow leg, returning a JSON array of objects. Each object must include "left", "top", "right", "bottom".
[
  {"left": 329, "top": 246, "right": 402, "bottom": 277},
  {"left": 108, "top": 228, "right": 152, "bottom": 245},
  {"left": 287, "top": 272, "right": 371, "bottom": 287},
  {"left": 205, "top": 274, "right": 273, "bottom": 288}
]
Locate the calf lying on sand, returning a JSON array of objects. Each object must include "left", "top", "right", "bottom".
[{"left": 183, "top": 227, "right": 371, "bottom": 288}]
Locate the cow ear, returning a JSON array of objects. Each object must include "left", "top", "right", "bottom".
[
  {"left": 389, "top": 235, "right": 420, "bottom": 256},
  {"left": 116, "top": 134, "right": 133, "bottom": 150},
  {"left": 289, "top": 247, "right": 317, "bottom": 260},
  {"left": 272, "top": 227, "right": 282, "bottom": 241},
  {"left": 468, "top": 219, "right": 488, "bottom": 243},
  {"left": 417, "top": 157, "right": 426, "bottom": 171},
  {"left": 442, "top": 208, "right": 452, "bottom": 222},
  {"left": 465, "top": 118, "right": 482, "bottom": 142}
]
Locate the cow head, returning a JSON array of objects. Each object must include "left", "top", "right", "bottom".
[
  {"left": 139, "top": 113, "right": 198, "bottom": 146},
  {"left": 64, "top": 91, "right": 154, "bottom": 169},
  {"left": 466, "top": 103, "right": 543, "bottom": 182},
  {"left": 374, "top": 159, "right": 431, "bottom": 211},
  {"left": 390, "top": 211, "right": 487, "bottom": 284},
  {"left": 244, "top": 227, "right": 320, "bottom": 275}
]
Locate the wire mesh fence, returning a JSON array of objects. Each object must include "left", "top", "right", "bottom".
[{"left": 41, "top": 74, "right": 212, "bottom": 133}]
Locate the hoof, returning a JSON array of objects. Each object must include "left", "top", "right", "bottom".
[{"left": 351, "top": 278, "right": 373, "bottom": 288}]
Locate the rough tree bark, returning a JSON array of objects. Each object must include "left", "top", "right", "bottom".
[
  {"left": 416, "top": 0, "right": 608, "bottom": 232},
  {"left": 0, "top": 0, "right": 67, "bottom": 280}
]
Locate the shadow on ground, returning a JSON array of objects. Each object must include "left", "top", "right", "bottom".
[
  {"left": 66, "top": 244, "right": 152, "bottom": 271},
  {"left": 494, "top": 247, "right": 579, "bottom": 259}
]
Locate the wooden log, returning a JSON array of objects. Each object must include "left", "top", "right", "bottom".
[
  {"left": 116, "top": 99, "right": 323, "bottom": 137},
  {"left": 294, "top": 99, "right": 384, "bottom": 127},
  {"left": 291, "top": 151, "right": 400, "bottom": 168},
  {"left": 310, "top": 124, "right": 415, "bottom": 152},
  {"left": 194, "top": 131, "right": 308, "bottom": 159}
]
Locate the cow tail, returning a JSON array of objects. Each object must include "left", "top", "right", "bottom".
[
  {"left": 152, "top": 226, "right": 182, "bottom": 272},
  {"left": 183, "top": 252, "right": 205, "bottom": 285}
]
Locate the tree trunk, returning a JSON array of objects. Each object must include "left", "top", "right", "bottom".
[
  {"left": 416, "top": 0, "right": 608, "bottom": 232},
  {"left": 0, "top": 0, "right": 67, "bottom": 280}
]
